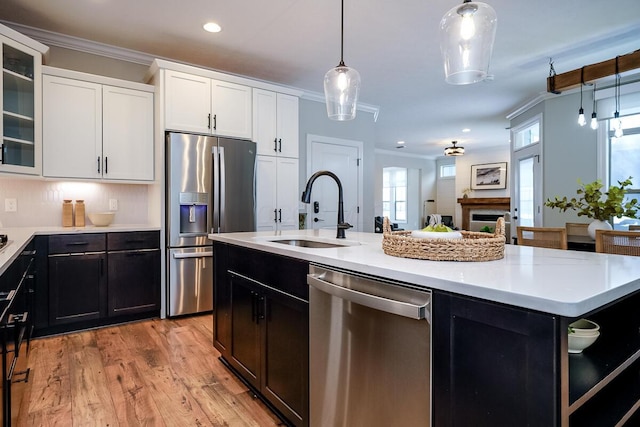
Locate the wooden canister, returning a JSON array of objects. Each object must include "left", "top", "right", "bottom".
[
  {"left": 75, "top": 200, "right": 86, "bottom": 227},
  {"left": 62, "top": 200, "right": 73, "bottom": 227}
]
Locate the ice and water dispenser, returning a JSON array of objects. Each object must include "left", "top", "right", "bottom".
[{"left": 179, "top": 192, "right": 209, "bottom": 235}]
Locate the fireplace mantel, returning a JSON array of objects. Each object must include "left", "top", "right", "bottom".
[{"left": 457, "top": 197, "right": 511, "bottom": 230}]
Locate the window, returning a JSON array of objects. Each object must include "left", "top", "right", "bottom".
[
  {"left": 382, "top": 167, "right": 407, "bottom": 223},
  {"left": 440, "top": 163, "right": 456, "bottom": 178},
  {"left": 513, "top": 120, "right": 540, "bottom": 150},
  {"left": 608, "top": 112, "right": 640, "bottom": 230}
]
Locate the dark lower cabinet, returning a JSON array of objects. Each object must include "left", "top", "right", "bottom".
[
  {"left": 214, "top": 242, "right": 309, "bottom": 427},
  {"left": 433, "top": 291, "right": 558, "bottom": 427},
  {"left": 42, "top": 231, "right": 160, "bottom": 334},
  {"left": 107, "top": 231, "right": 160, "bottom": 316},
  {"left": 48, "top": 234, "right": 107, "bottom": 325}
]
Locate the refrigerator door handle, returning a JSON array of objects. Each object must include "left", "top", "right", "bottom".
[
  {"left": 173, "top": 251, "right": 214, "bottom": 259},
  {"left": 219, "top": 146, "right": 226, "bottom": 230},
  {"left": 212, "top": 145, "right": 220, "bottom": 233}
]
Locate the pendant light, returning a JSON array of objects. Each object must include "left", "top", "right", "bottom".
[
  {"left": 590, "top": 82, "right": 599, "bottom": 130},
  {"left": 439, "top": 0, "right": 497, "bottom": 85},
  {"left": 324, "top": 0, "right": 361, "bottom": 121},
  {"left": 444, "top": 141, "right": 465, "bottom": 156},
  {"left": 613, "top": 56, "right": 624, "bottom": 138},
  {"left": 577, "top": 67, "right": 586, "bottom": 126}
]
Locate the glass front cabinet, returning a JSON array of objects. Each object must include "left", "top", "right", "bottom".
[{"left": 1, "top": 25, "right": 47, "bottom": 175}]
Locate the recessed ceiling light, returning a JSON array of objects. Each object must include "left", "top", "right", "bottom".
[
  {"left": 462, "top": 128, "right": 471, "bottom": 133},
  {"left": 203, "top": 22, "right": 222, "bottom": 33},
  {"left": 397, "top": 140, "right": 405, "bottom": 145}
]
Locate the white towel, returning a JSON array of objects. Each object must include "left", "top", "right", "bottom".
[{"left": 429, "top": 214, "right": 442, "bottom": 227}]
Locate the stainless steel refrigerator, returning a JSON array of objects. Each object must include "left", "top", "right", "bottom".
[{"left": 166, "top": 132, "right": 256, "bottom": 316}]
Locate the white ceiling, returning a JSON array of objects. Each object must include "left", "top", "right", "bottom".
[{"left": 1, "top": 0, "right": 639, "bottom": 157}]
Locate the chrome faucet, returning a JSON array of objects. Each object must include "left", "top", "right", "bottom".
[{"left": 301, "top": 170, "right": 353, "bottom": 239}]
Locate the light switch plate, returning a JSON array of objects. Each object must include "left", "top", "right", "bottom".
[
  {"left": 4, "top": 198, "right": 17, "bottom": 212},
  {"left": 109, "top": 199, "right": 118, "bottom": 211}
]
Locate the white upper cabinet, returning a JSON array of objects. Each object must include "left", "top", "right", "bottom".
[
  {"left": 43, "top": 69, "right": 154, "bottom": 181},
  {"left": 0, "top": 25, "right": 47, "bottom": 176},
  {"left": 164, "top": 69, "right": 252, "bottom": 139},
  {"left": 102, "top": 85, "right": 154, "bottom": 181},
  {"left": 43, "top": 75, "right": 102, "bottom": 179},
  {"left": 253, "top": 89, "right": 299, "bottom": 158},
  {"left": 256, "top": 155, "right": 299, "bottom": 231}
]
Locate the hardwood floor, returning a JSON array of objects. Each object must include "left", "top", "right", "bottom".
[{"left": 17, "top": 315, "right": 284, "bottom": 426}]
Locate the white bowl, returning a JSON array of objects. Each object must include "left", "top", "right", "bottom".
[
  {"left": 411, "top": 230, "right": 463, "bottom": 240},
  {"left": 568, "top": 331, "right": 600, "bottom": 354},
  {"left": 88, "top": 212, "right": 115, "bottom": 227},
  {"left": 569, "top": 319, "right": 600, "bottom": 336}
]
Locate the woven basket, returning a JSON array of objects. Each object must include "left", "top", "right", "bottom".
[{"left": 382, "top": 217, "right": 506, "bottom": 262}]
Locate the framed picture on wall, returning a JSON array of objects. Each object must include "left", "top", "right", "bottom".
[{"left": 471, "top": 162, "right": 507, "bottom": 190}]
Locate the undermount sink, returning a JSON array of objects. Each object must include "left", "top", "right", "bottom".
[{"left": 270, "top": 239, "right": 349, "bottom": 249}]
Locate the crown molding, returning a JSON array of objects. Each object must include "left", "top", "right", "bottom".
[{"left": 2, "top": 21, "right": 156, "bottom": 66}]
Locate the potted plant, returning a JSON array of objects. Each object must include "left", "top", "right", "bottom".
[{"left": 545, "top": 177, "right": 639, "bottom": 238}]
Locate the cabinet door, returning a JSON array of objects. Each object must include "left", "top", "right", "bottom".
[
  {"left": 276, "top": 157, "right": 299, "bottom": 231},
  {"left": 256, "top": 155, "right": 278, "bottom": 231},
  {"left": 276, "top": 93, "right": 299, "bottom": 158},
  {"left": 164, "top": 70, "right": 211, "bottom": 133},
  {"left": 229, "top": 273, "right": 261, "bottom": 390},
  {"left": 1, "top": 37, "right": 42, "bottom": 175},
  {"left": 211, "top": 79, "right": 252, "bottom": 139},
  {"left": 252, "top": 88, "right": 277, "bottom": 156},
  {"left": 107, "top": 249, "right": 160, "bottom": 316},
  {"left": 433, "top": 291, "right": 557, "bottom": 427},
  {"left": 42, "top": 75, "right": 102, "bottom": 179},
  {"left": 262, "top": 287, "right": 309, "bottom": 427},
  {"left": 102, "top": 85, "right": 154, "bottom": 181},
  {"left": 48, "top": 253, "right": 107, "bottom": 325},
  {"left": 213, "top": 242, "right": 231, "bottom": 357}
]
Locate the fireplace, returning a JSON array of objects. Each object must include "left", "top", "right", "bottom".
[{"left": 458, "top": 197, "right": 511, "bottom": 241}]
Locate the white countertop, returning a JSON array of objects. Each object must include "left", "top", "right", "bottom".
[
  {"left": 0, "top": 224, "right": 160, "bottom": 275},
  {"left": 209, "top": 229, "right": 640, "bottom": 318}
]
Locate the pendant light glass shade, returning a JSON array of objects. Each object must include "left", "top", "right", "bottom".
[
  {"left": 439, "top": 0, "right": 497, "bottom": 85},
  {"left": 444, "top": 141, "right": 465, "bottom": 156},
  {"left": 324, "top": 0, "right": 360, "bottom": 121},
  {"left": 324, "top": 62, "right": 361, "bottom": 121}
]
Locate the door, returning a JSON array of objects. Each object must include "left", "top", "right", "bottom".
[
  {"left": 1, "top": 37, "right": 42, "bottom": 175},
  {"left": 167, "top": 247, "right": 213, "bottom": 316},
  {"left": 102, "top": 85, "right": 154, "bottom": 181},
  {"left": 164, "top": 70, "right": 211, "bottom": 133},
  {"left": 216, "top": 138, "right": 256, "bottom": 233},
  {"left": 262, "top": 285, "right": 309, "bottom": 426},
  {"left": 229, "top": 273, "right": 261, "bottom": 389},
  {"left": 166, "top": 132, "right": 214, "bottom": 248},
  {"left": 48, "top": 253, "right": 107, "bottom": 325},
  {"left": 108, "top": 249, "right": 160, "bottom": 316},
  {"left": 511, "top": 115, "right": 542, "bottom": 228},
  {"left": 276, "top": 93, "right": 299, "bottom": 158},
  {"left": 307, "top": 135, "right": 362, "bottom": 231},
  {"left": 42, "top": 75, "right": 102, "bottom": 179},
  {"left": 211, "top": 79, "right": 252, "bottom": 139}
]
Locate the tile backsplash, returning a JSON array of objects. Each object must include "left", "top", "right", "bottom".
[{"left": 0, "top": 178, "right": 149, "bottom": 228}]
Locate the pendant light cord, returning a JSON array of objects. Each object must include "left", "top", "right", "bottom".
[
  {"left": 339, "top": 0, "right": 345, "bottom": 66},
  {"left": 615, "top": 56, "right": 620, "bottom": 114},
  {"left": 580, "top": 67, "right": 584, "bottom": 107}
]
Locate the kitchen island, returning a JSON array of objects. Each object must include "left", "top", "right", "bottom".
[{"left": 210, "top": 228, "right": 640, "bottom": 427}]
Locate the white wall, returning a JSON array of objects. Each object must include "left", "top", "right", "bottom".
[
  {"left": 0, "top": 177, "right": 149, "bottom": 227},
  {"left": 451, "top": 147, "right": 510, "bottom": 227}
]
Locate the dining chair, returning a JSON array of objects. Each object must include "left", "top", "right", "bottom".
[
  {"left": 628, "top": 225, "right": 640, "bottom": 231},
  {"left": 595, "top": 230, "right": 640, "bottom": 255},
  {"left": 517, "top": 226, "right": 568, "bottom": 250},
  {"left": 565, "top": 222, "right": 590, "bottom": 237}
]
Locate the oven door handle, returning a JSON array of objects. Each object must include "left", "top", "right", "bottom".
[
  {"left": 307, "top": 274, "right": 430, "bottom": 321},
  {"left": 173, "top": 252, "right": 213, "bottom": 259}
]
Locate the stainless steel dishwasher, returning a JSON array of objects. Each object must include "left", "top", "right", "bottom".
[{"left": 307, "top": 264, "right": 432, "bottom": 427}]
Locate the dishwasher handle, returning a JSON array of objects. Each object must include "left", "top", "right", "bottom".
[{"left": 307, "top": 273, "right": 430, "bottom": 321}]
